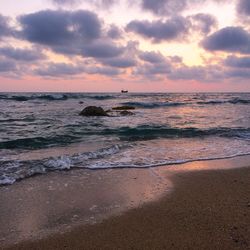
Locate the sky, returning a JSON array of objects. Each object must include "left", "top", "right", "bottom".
[{"left": 0, "top": 0, "right": 250, "bottom": 92}]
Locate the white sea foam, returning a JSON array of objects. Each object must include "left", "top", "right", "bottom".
[{"left": 1, "top": 93, "right": 250, "bottom": 185}]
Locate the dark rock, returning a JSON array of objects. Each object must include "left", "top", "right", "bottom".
[
  {"left": 112, "top": 106, "right": 135, "bottom": 110},
  {"left": 79, "top": 101, "right": 84, "bottom": 104},
  {"left": 120, "top": 110, "right": 134, "bottom": 116},
  {"left": 79, "top": 106, "right": 108, "bottom": 116}
]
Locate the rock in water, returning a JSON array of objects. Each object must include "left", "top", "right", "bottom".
[
  {"left": 120, "top": 110, "right": 134, "bottom": 116},
  {"left": 112, "top": 106, "right": 135, "bottom": 110},
  {"left": 79, "top": 106, "right": 108, "bottom": 116}
]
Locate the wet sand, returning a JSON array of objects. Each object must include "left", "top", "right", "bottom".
[{"left": 1, "top": 155, "right": 250, "bottom": 250}]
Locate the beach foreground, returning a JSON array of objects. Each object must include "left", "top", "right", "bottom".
[{"left": 2, "top": 156, "right": 250, "bottom": 250}]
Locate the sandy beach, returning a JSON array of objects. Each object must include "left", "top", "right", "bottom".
[
  {"left": 1, "top": 155, "right": 250, "bottom": 250},
  {"left": 1, "top": 0, "right": 250, "bottom": 248}
]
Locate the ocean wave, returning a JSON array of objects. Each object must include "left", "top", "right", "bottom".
[
  {"left": 0, "top": 94, "right": 68, "bottom": 101},
  {"left": 0, "top": 93, "right": 117, "bottom": 102},
  {"left": 121, "top": 101, "right": 186, "bottom": 108},
  {"left": 87, "top": 95, "right": 115, "bottom": 100},
  {"left": 102, "top": 125, "right": 250, "bottom": 141},
  {"left": 228, "top": 98, "right": 250, "bottom": 104},
  {"left": 1, "top": 149, "right": 250, "bottom": 186},
  {"left": 0, "top": 117, "right": 36, "bottom": 123},
  {"left": 0, "top": 144, "right": 125, "bottom": 185},
  {"left": 0, "top": 134, "right": 80, "bottom": 150},
  {"left": 197, "top": 100, "right": 226, "bottom": 105},
  {"left": 122, "top": 98, "right": 250, "bottom": 108},
  {"left": 197, "top": 98, "right": 250, "bottom": 105},
  {"left": 1, "top": 93, "right": 249, "bottom": 105},
  {"left": 0, "top": 126, "right": 249, "bottom": 150}
]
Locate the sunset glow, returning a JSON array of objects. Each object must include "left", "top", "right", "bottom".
[{"left": 0, "top": 0, "right": 250, "bottom": 92}]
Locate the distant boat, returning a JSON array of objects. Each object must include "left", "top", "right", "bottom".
[{"left": 121, "top": 90, "right": 128, "bottom": 93}]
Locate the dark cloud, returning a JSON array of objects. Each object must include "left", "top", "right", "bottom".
[
  {"left": 202, "top": 26, "right": 250, "bottom": 54},
  {"left": 168, "top": 65, "right": 225, "bottom": 82},
  {"left": 224, "top": 56, "right": 250, "bottom": 68},
  {"left": 140, "top": 0, "right": 230, "bottom": 16},
  {"left": 133, "top": 62, "right": 171, "bottom": 81},
  {"left": 101, "top": 57, "right": 136, "bottom": 68},
  {"left": 189, "top": 13, "right": 217, "bottom": 34},
  {"left": 35, "top": 63, "right": 84, "bottom": 77},
  {"left": 81, "top": 41, "right": 125, "bottom": 58},
  {"left": 126, "top": 17, "right": 188, "bottom": 42},
  {"left": 139, "top": 51, "right": 165, "bottom": 63},
  {"left": 107, "top": 25, "right": 122, "bottom": 39},
  {"left": 237, "top": 0, "right": 250, "bottom": 16},
  {"left": 134, "top": 50, "right": 185, "bottom": 80},
  {"left": 169, "top": 66, "right": 206, "bottom": 81},
  {"left": 19, "top": 10, "right": 101, "bottom": 46},
  {"left": 0, "top": 14, "right": 13, "bottom": 38},
  {"left": 0, "top": 46, "right": 46, "bottom": 61},
  {"left": 34, "top": 62, "right": 124, "bottom": 77},
  {"left": 0, "top": 59, "right": 16, "bottom": 72},
  {"left": 18, "top": 10, "right": 126, "bottom": 61},
  {"left": 226, "top": 68, "right": 250, "bottom": 78}
]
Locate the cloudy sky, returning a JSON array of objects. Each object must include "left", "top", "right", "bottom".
[{"left": 0, "top": 0, "right": 250, "bottom": 92}]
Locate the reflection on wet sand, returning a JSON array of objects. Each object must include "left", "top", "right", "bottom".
[
  {"left": 0, "top": 167, "right": 171, "bottom": 247},
  {"left": 0, "top": 154, "right": 249, "bottom": 248}
]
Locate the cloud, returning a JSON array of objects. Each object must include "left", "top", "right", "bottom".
[
  {"left": 169, "top": 66, "right": 206, "bottom": 81},
  {"left": 50, "top": 0, "right": 116, "bottom": 8},
  {"left": 126, "top": 17, "right": 188, "bottom": 42},
  {"left": 81, "top": 41, "right": 124, "bottom": 58},
  {"left": 19, "top": 10, "right": 101, "bottom": 46},
  {"left": 226, "top": 68, "right": 250, "bottom": 78},
  {"left": 140, "top": 0, "right": 230, "bottom": 16},
  {"left": 133, "top": 51, "right": 172, "bottom": 79},
  {"left": 35, "top": 63, "right": 84, "bottom": 77},
  {"left": 202, "top": 26, "right": 250, "bottom": 54},
  {"left": 34, "top": 62, "right": 124, "bottom": 77},
  {"left": 93, "top": 0, "right": 116, "bottom": 9},
  {"left": 18, "top": 9, "right": 126, "bottom": 62},
  {"left": 86, "top": 66, "right": 123, "bottom": 76},
  {"left": 139, "top": 62, "right": 171, "bottom": 75},
  {"left": 107, "top": 25, "right": 122, "bottom": 39},
  {"left": 0, "top": 14, "right": 13, "bottom": 38},
  {"left": 168, "top": 65, "right": 226, "bottom": 82},
  {"left": 0, "top": 59, "right": 16, "bottom": 72},
  {"left": 141, "top": 0, "right": 186, "bottom": 16},
  {"left": 101, "top": 57, "right": 136, "bottom": 68},
  {"left": 50, "top": 0, "right": 80, "bottom": 5},
  {"left": 169, "top": 56, "right": 183, "bottom": 63},
  {"left": 237, "top": 0, "right": 250, "bottom": 16},
  {"left": 189, "top": 13, "right": 217, "bottom": 34},
  {"left": 0, "top": 46, "right": 46, "bottom": 61},
  {"left": 224, "top": 55, "right": 250, "bottom": 68},
  {"left": 139, "top": 51, "right": 166, "bottom": 63}
]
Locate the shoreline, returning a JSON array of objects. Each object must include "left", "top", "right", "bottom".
[
  {"left": 1, "top": 155, "right": 250, "bottom": 249},
  {"left": 1, "top": 153, "right": 250, "bottom": 187}
]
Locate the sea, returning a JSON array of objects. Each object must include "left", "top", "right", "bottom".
[{"left": 0, "top": 92, "right": 249, "bottom": 185}]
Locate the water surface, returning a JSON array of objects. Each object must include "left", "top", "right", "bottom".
[{"left": 0, "top": 92, "right": 249, "bottom": 185}]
